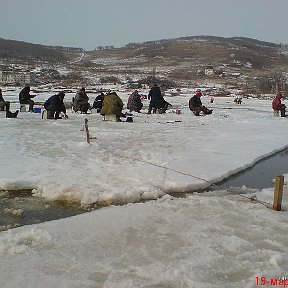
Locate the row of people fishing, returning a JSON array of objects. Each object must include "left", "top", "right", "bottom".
[{"left": 0, "top": 84, "right": 213, "bottom": 119}]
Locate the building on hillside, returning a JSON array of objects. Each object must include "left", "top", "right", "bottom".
[
  {"left": 0, "top": 71, "right": 35, "bottom": 85},
  {"left": 204, "top": 65, "right": 215, "bottom": 76}
]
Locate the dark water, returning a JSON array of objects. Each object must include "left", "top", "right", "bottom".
[
  {"left": 1, "top": 149, "right": 288, "bottom": 231},
  {"left": 0, "top": 189, "right": 86, "bottom": 231},
  {"left": 220, "top": 148, "right": 288, "bottom": 189}
]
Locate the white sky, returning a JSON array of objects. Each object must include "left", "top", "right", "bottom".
[
  {"left": 0, "top": 85, "right": 288, "bottom": 287},
  {"left": 1, "top": 0, "right": 288, "bottom": 50}
]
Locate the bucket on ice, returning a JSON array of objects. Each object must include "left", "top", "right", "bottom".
[{"left": 33, "top": 107, "right": 41, "bottom": 113}]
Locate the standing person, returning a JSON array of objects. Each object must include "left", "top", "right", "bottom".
[
  {"left": 147, "top": 84, "right": 170, "bottom": 114},
  {"left": 44, "top": 92, "right": 68, "bottom": 119},
  {"left": 189, "top": 89, "right": 213, "bottom": 116},
  {"left": 272, "top": 91, "right": 286, "bottom": 117},
  {"left": 127, "top": 90, "right": 143, "bottom": 112},
  {"left": 73, "top": 87, "right": 90, "bottom": 113},
  {"left": 100, "top": 91, "right": 125, "bottom": 121},
  {"left": 93, "top": 92, "right": 105, "bottom": 113},
  {"left": 0, "top": 88, "right": 10, "bottom": 111},
  {"left": 19, "top": 85, "right": 36, "bottom": 112}
]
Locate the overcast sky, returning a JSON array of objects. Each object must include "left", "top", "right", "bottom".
[{"left": 1, "top": 0, "right": 288, "bottom": 50}]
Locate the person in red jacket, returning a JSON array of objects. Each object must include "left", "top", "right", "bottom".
[{"left": 272, "top": 92, "right": 286, "bottom": 117}]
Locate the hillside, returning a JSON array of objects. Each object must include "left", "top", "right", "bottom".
[
  {"left": 0, "top": 38, "right": 69, "bottom": 63},
  {"left": 82, "top": 36, "right": 288, "bottom": 93},
  {"left": 0, "top": 35, "right": 288, "bottom": 94}
]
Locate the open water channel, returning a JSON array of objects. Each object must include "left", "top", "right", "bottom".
[
  {"left": 219, "top": 148, "right": 288, "bottom": 190},
  {"left": 1, "top": 148, "right": 288, "bottom": 231}
]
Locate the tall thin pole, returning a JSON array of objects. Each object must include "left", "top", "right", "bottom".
[
  {"left": 84, "top": 118, "right": 90, "bottom": 144},
  {"left": 273, "top": 176, "right": 284, "bottom": 211}
]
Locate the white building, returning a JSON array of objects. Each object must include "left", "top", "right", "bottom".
[
  {"left": 204, "top": 65, "right": 214, "bottom": 76},
  {"left": 0, "top": 71, "right": 34, "bottom": 85}
]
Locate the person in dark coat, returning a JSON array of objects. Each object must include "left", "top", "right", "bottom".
[
  {"left": 0, "top": 88, "right": 10, "bottom": 111},
  {"left": 19, "top": 85, "right": 36, "bottom": 112},
  {"left": 147, "top": 84, "right": 170, "bottom": 114},
  {"left": 272, "top": 91, "right": 286, "bottom": 117},
  {"left": 44, "top": 92, "right": 68, "bottom": 119},
  {"left": 93, "top": 92, "right": 105, "bottom": 113},
  {"left": 189, "top": 90, "right": 213, "bottom": 116},
  {"left": 73, "top": 87, "right": 90, "bottom": 113},
  {"left": 127, "top": 90, "right": 143, "bottom": 112},
  {"left": 1, "top": 88, "right": 19, "bottom": 117}
]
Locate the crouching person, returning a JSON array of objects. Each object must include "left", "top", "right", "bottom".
[
  {"left": 189, "top": 90, "right": 213, "bottom": 116},
  {"left": 93, "top": 92, "right": 105, "bottom": 113},
  {"left": 272, "top": 92, "right": 286, "bottom": 117},
  {"left": 0, "top": 89, "right": 10, "bottom": 111},
  {"left": 44, "top": 92, "right": 68, "bottom": 119},
  {"left": 127, "top": 90, "right": 143, "bottom": 112},
  {"left": 100, "top": 91, "right": 125, "bottom": 122},
  {"left": 19, "top": 85, "right": 36, "bottom": 112},
  {"left": 73, "top": 87, "right": 90, "bottom": 113}
]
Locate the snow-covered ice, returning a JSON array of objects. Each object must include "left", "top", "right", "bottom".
[{"left": 0, "top": 86, "right": 288, "bottom": 287}]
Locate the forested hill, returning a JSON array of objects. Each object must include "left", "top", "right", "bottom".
[
  {"left": 0, "top": 38, "right": 69, "bottom": 63},
  {"left": 106, "top": 35, "right": 286, "bottom": 69},
  {"left": 1, "top": 35, "right": 287, "bottom": 68}
]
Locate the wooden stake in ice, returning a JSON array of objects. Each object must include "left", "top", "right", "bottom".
[
  {"left": 273, "top": 175, "right": 284, "bottom": 211},
  {"left": 84, "top": 119, "right": 90, "bottom": 144}
]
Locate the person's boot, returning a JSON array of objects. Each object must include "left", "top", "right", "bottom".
[
  {"left": 206, "top": 109, "right": 213, "bottom": 115},
  {"left": 6, "top": 110, "right": 19, "bottom": 118},
  {"left": 281, "top": 109, "right": 286, "bottom": 117},
  {"left": 55, "top": 112, "right": 62, "bottom": 119},
  {"left": 147, "top": 107, "right": 152, "bottom": 114},
  {"left": 47, "top": 111, "right": 55, "bottom": 119},
  {"left": 6, "top": 110, "right": 12, "bottom": 118}
]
